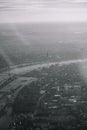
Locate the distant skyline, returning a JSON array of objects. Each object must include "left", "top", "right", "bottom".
[{"left": 0, "top": 0, "right": 87, "bottom": 23}]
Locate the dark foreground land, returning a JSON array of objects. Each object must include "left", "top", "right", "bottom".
[{"left": 10, "top": 62, "right": 87, "bottom": 130}]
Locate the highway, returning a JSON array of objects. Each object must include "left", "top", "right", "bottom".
[{"left": 0, "top": 77, "right": 36, "bottom": 129}]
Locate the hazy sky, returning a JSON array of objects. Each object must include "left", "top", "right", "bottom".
[{"left": 0, "top": 0, "right": 87, "bottom": 23}]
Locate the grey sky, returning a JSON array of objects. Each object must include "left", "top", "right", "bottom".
[{"left": 0, "top": 0, "right": 87, "bottom": 23}]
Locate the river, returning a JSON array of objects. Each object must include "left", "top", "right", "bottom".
[{"left": 10, "top": 58, "right": 87, "bottom": 74}]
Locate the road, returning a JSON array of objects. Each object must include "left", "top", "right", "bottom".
[{"left": 0, "top": 77, "right": 36, "bottom": 129}]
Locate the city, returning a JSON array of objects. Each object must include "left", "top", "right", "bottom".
[
  {"left": 0, "top": 0, "right": 87, "bottom": 129},
  {"left": 8, "top": 61, "right": 87, "bottom": 130}
]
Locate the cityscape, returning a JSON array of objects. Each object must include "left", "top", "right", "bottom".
[
  {"left": 0, "top": 0, "right": 87, "bottom": 129},
  {"left": 0, "top": 59, "right": 87, "bottom": 129}
]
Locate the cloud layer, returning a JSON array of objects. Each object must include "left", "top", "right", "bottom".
[{"left": 0, "top": 0, "right": 87, "bottom": 23}]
